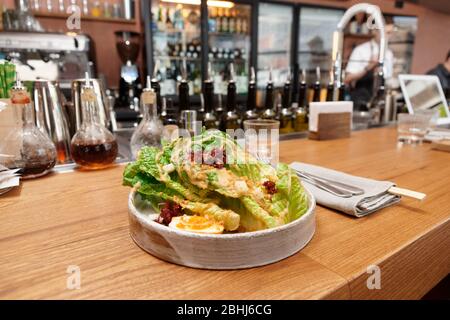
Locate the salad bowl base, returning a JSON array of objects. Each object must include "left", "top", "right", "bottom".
[{"left": 128, "top": 186, "right": 316, "bottom": 270}]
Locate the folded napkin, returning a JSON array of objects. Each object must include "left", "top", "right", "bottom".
[
  {"left": 290, "top": 162, "right": 401, "bottom": 217},
  {"left": 0, "top": 164, "right": 20, "bottom": 196}
]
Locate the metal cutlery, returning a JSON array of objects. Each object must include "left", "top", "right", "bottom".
[
  {"left": 295, "top": 170, "right": 365, "bottom": 196},
  {"left": 295, "top": 171, "right": 355, "bottom": 198}
]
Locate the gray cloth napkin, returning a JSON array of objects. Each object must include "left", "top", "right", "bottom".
[{"left": 290, "top": 162, "right": 401, "bottom": 217}]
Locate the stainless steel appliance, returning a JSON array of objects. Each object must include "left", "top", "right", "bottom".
[
  {"left": 0, "top": 32, "right": 94, "bottom": 91},
  {"left": 31, "top": 80, "right": 72, "bottom": 164}
]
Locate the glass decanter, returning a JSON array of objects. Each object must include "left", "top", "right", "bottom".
[
  {"left": 70, "top": 73, "right": 118, "bottom": 169},
  {"left": 0, "top": 79, "right": 57, "bottom": 178},
  {"left": 130, "top": 77, "right": 164, "bottom": 159}
]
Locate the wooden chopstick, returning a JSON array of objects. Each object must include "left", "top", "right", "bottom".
[{"left": 388, "top": 187, "right": 426, "bottom": 201}]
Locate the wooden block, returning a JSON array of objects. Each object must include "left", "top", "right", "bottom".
[
  {"left": 309, "top": 112, "right": 351, "bottom": 140},
  {"left": 431, "top": 140, "right": 450, "bottom": 152}
]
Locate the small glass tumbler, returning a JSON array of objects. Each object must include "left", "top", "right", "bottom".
[
  {"left": 243, "top": 119, "right": 280, "bottom": 165},
  {"left": 397, "top": 113, "right": 432, "bottom": 145}
]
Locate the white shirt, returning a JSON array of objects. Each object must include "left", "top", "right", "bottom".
[{"left": 346, "top": 40, "right": 394, "bottom": 79}]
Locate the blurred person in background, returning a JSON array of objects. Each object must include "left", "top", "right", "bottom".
[
  {"left": 345, "top": 24, "right": 394, "bottom": 110},
  {"left": 426, "top": 50, "right": 450, "bottom": 99}
]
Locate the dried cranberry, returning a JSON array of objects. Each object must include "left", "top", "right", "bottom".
[
  {"left": 172, "top": 203, "right": 182, "bottom": 215},
  {"left": 213, "top": 163, "right": 224, "bottom": 169},
  {"left": 156, "top": 201, "right": 183, "bottom": 225},
  {"left": 263, "top": 180, "right": 277, "bottom": 195}
]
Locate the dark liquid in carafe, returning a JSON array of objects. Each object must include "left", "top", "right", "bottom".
[
  {"left": 20, "top": 159, "right": 57, "bottom": 177},
  {"left": 71, "top": 140, "right": 118, "bottom": 169}
]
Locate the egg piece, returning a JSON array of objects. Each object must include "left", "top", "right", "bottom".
[{"left": 169, "top": 215, "right": 224, "bottom": 234}]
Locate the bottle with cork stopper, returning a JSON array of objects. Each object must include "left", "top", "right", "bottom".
[{"left": 70, "top": 72, "right": 118, "bottom": 169}]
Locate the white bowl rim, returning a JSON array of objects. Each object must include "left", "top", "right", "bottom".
[{"left": 128, "top": 184, "right": 316, "bottom": 240}]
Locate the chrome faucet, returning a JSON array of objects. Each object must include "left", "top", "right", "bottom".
[{"left": 332, "top": 3, "right": 387, "bottom": 100}]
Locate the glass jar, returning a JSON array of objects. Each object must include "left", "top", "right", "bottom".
[
  {"left": 0, "top": 80, "right": 57, "bottom": 178},
  {"left": 70, "top": 74, "right": 118, "bottom": 169},
  {"left": 130, "top": 82, "right": 163, "bottom": 159}
]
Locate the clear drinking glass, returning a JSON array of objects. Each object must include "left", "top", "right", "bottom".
[
  {"left": 397, "top": 113, "right": 432, "bottom": 144},
  {"left": 243, "top": 119, "right": 280, "bottom": 165}
]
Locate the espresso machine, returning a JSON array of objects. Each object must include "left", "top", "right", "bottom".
[
  {"left": 0, "top": 31, "right": 95, "bottom": 94},
  {"left": 115, "top": 31, "right": 141, "bottom": 109}
]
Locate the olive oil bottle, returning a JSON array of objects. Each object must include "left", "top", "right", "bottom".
[
  {"left": 312, "top": 66, "right": 321, "bottom": 103},
  {"left": 202, "top": 63, "right": 218, "bottom": 129},
  {"left": 262, "top": 68, "right": 276, "bottom": 120},
  {"left": 150, "top": 61, "right": 162, "bottom": 113},
  {"left": 220, "top": 63, "right": 240, "bottom": 131},
  {"left": 293, "top": 69, "right": 308, "bottom": 132},
  {"left": 279, "top": 72, "right": 294, "bottom": 134},
  {"left": 326, "top": 69, "right": 335, "bottom": 102},
  {"left": 242, "top": 66, "right": 259, "bottom": 125}
]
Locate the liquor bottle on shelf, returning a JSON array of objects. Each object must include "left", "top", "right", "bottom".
[
  {"left": 337, "top": 70, "right": 347, "bottom": 101},
  {"left": 280, "top": 72, "right": 294, "bottom": 134},
  {"left": 209, "top": 7, "right": 217, "bottom": 32},
  {"left": 326, "top": 70, "right": 335, "bottom": 102},
  {"left": 161, "top": 97, "right": 179, "bottom": 126},
  {"left": 157, "top": 5, "right": 165, "bottom": 31},
  {"left": 150, "top": 61, "right": 162, "bottom": 113},
  {"left": 220, "top": 64, "right": 240, "bottom": 131},
  {"left": 297, "top": 69, "right": 307, "bottom": 109},
  {"left": 216, "top": 94, "right": 225, "bottom": 125},
  {"left": 312, "top": 66, "right": 321, "bottom": 103},
  {"left": 178, "top": 61, "right": 190, "bottom": 112},
  {"left": 221, "top": 8, "right": 229, "bottom": 33},
  {"left": 262, "top": 68, "right": 276, "bottom": 120},
  {"left": 165, "top": 8, "right": 173, "bottom": 30},
  {"left": 241, "top": 15, "right": 248, "bottom": 34},
  {"left": 228, "top": 9, "right": 236, "bottom": 33},
  {"left": 282, "top": 70, "right": 292, "bottom": 110},
  {"left": 216, "top": 7, "right": 223, "bottom": 32},
  {"left": 235, "top": 13, "right": 242, "bottom": 34},
  {"left": 293, "top": 69, "right": 308, "bottom": 132},
  {"left": 202, "top": 64, "right": 218, "bottom": 130},
  {"left": 242, "top": 67, "right": 259, "bottom": 125}
]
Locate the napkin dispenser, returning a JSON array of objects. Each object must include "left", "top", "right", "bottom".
[{"left": 308, "top": 101, "right": 353, "bottom": 140}]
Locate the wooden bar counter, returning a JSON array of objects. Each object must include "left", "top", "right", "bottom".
[{"left": 0, "top": 127, "right": 449, "bottom": 299}]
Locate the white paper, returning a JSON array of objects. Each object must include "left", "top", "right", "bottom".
[{"left": 308, "top": 101, "right": 353, "bottom": 132}]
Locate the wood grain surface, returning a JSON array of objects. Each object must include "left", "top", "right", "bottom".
[{"left": 0, "top": 127, "right": 449, "bottom": 299}]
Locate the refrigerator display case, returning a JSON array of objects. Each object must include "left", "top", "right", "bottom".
[
  {"left": 151, "top": 0, "right": 202, "bottom": 96},
  {"left": 207, "top": 2, "right": 252, "bottom": 95},
  {"left": 298, "top": 6, "right": 343, "bottom": 85},
  {"left": 257, "top": 2, "right": 293, "bottom": 89}
]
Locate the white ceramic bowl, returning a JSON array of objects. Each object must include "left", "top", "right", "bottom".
[{"left": 128, "top": 186, "right": 316, "bottom": 269}]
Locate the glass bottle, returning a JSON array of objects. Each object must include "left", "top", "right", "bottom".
[
  {"left": 280, "top": 73, "right": 294, "bottom": 134},
  {"left": 150, "top": 61, "right": 162, "bottom": 113},
  {"left": 326, "top": 69, "right": 335, "bottom": 102},
  {"left": 220, "top": 64, "right": 240, "bottom": 131},
  {"left": 202, "top": 64, "right": 218, "bottom": 130},
  {"left": 178, "top": 61, "right": 190, "bottom": 112},
  {"left": 1, "top": 79, "right": 57, "bottom": 178},
  {"left": 161, "top": 97, "right": 179, "bottom": 126},
  {"left": 242, "top": 67, "right": 259, "bottom": 125},
  {"left": 70, "top": 73, "right": 118, "bottom": 169},
  {"left": 294, "top": 69, "right": 308, "bottom": 132},
  {"left": 130, "top": 77, "right": 164, "bottom": 159},
  {"left": 262, "top": 68, "right": 276, "bottom": 120},
  {"left": 312, "top": 66, "right": 321, "bottom": 103}
]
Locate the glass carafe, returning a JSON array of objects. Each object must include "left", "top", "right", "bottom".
[
  {"left": 70, "top": 74, "right": 118, "bottom": 169},
  {"left": 0, "top": 80, "right": 57, "bottom": 178},
  {"left": 130, "top": 79, "right": 163, "bottom": 159}
]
